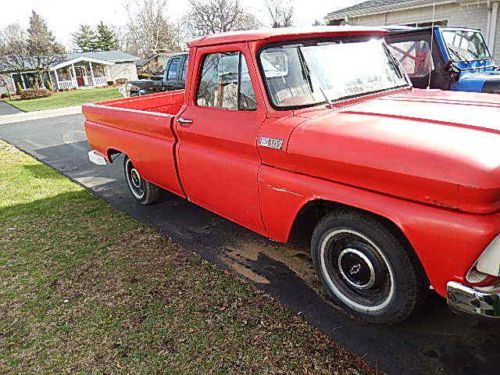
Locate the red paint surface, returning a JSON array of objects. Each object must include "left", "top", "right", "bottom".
[{"left": 83, "top": 27, "right": 500, "bottom": 298}]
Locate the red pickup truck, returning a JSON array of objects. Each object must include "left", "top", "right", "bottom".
[{"left": 83, "top": 27, "right": 500, "bottom": 324}]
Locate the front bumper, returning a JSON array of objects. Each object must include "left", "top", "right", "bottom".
[{"left": 447, "top": 281, "right": 500, "bottom": 318}]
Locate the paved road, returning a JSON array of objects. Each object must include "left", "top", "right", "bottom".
[
  {"left": 0, "top": 100, "right": 21, "bottom": 115},
  {"left": 1, "top": 114, "right": 499, "bottom": 375}
]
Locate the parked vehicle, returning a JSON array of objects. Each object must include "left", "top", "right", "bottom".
[
  {"left": 386, "top": 26, "right": 500, "bottom": 93},
  {"left": 84, "top": 27, "right": 500, "bottom": 324},
  {"left": 126, "top": 53, "right": 188, "bottom": 96}
]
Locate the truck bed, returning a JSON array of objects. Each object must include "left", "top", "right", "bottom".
[
  {"left": 83, "top": 90, "right": 186, "bottom": 197},
  {"left": 96, "top": 90, "right": 185, "bottom": 115}
]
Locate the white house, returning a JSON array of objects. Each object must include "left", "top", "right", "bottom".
[
  {"left": 325, "top": 0, "right": 500, "bottom": 61},
  {"left": 0, "top": 51, "right": 139, "bottom": 95}
]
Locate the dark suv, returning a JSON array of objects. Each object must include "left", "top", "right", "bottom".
[{"left": 127, "top": 53, "right": 188, "bottom": 96}]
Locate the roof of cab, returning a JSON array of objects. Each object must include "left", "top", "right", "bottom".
[{"left": 188, "top": 26, "right": 387, "bottom": 48}]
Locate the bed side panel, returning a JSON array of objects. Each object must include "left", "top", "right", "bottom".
[
  {"left": 99, "top": 90, "right": 185, "bottom": 115},
  {"left": 83, "top": 104, "right": 184, "bottom": 197}
]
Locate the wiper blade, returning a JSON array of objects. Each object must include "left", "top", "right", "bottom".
[
  {"left": 297, "top": 47, "right": 333, "bottom": 109},
  {"left": 467, "top": 48, "right": 479, "bottom": 59},
  {"left": 383, "top": 44, "right": 405, "bottom": 79},
  {"left": 449, "top": 46, "right": 469, "bottom": 63}
]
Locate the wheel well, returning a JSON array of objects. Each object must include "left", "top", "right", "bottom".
[
  {"left": 107, "top": 148, "right": 122, "bottom": 163},
  {"left": 290, "top": 200, "right": 411, "bottom": 251},
  {"left": 289, "top": 199, "right": 429, "bottom": 285}
]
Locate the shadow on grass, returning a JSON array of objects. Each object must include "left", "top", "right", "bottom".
[
  {"left": 3, "top": 138, "right": 500, "bottom": 375},
  {"left": 23, "top": 164, "right": 64, "bottom": 179}
]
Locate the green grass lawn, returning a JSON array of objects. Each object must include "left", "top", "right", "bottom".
[
  {"left": 0, "top": 141, "right": 373, "bottom": 374},
  {"left": 5, "top": 87, "right": 121, "bottom": 112}
]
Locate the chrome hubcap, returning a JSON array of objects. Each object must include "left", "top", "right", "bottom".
[
  {"left": 319, "top": 229, "right": 394, "bottom": 312},
  {"left": 338, "top": 248, "right": 377, "bottom": 290},
  {"left": 125, "top": 159, "right": 145, "bottom": 200},
  {"left": 131, "top": 169, "right": 141, "bottom": 188}
]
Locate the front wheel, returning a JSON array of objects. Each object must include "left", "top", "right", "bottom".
[
  {"left": 311, "top": 211, "right": 428, "bottom": 324},
  {"left": 123, "top": 156, "right": 160, "bottom": 205}
]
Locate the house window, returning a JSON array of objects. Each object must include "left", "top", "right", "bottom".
[
  {"left": 93, "top": 64, "right": 106, "bottom": 78},
  {"left": 403, "top": 20, "right": 448, "bottom": 28},
  {"left": 58, "top": 67, "right": 72, "bottom": 81},
  {"left": 196, "top": 52, "right": 256, "bottom": 111}
]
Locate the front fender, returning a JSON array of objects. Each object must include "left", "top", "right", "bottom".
[
  {"left": 451, "top": 76, "right": 486, "bottom": 92},
  {"left": 258, "top": 165, "right": 499, "bottom": 297},
  {"left": 482, "top": 79, "right": 500, "bottom": 94}
]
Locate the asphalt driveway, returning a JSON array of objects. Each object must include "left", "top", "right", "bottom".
[
  {"left": 0, "top": 100, "right": 21, "bottom": 115},
  {"left": 1, "top": 114, "right": 499, "bottom": 375}
]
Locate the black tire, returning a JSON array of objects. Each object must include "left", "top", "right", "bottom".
[
  {"left": 311, "top": 210, "right": 428, "bottom": 324},
  {"left": 123, "top": 156, "right": 160, "bottom": 205}
]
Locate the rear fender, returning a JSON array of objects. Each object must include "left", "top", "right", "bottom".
[{"left": 84, "top": 119, "right": 185, "bottom": 197}]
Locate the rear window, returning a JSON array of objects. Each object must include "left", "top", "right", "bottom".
[
  {"left": 387, "top": 40, "right": 435, "bottom": 78},
  {"left": 167, "top": 58, "right": 180, "bottom": 80}
]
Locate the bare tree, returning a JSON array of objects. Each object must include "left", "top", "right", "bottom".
[
  {"left": 184, "top": 0, "right": 260, "bottom": 38},
  {"left": 0, "top": 24, "right": 29, "bottom": 93},
  {"left": 0, "top": 23, "right": 29, "bottom": 73},
  {"left": 124, "top": 0, "right": 180, "bottom": 57},
  {"left": 265, "top": 0, "right": 294, "bottom": 28},
  {"left": 0, "top": 13, "right": 65, "bottom": 89}
]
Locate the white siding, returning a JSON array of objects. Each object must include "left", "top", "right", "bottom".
[
  {"left": 494, "top": 7, "right": 500, "bottom": 58},
  {"left": 347, "top": 2, "right": 500, "bottom": 60},
  {"left": 108, "top": 62, "right": 138, "bottom": 83}
]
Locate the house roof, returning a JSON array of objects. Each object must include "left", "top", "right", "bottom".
[
  {"left": 325, "top": 0, "right": 459, "bottom": 21},
  {"left": 188, "top": 26, "right": 387, "bottom": 48},
  {"left": 0, "top": 50, "right": 139, "bottom": 74},
  {"left": 65, "top": 51, "right": 140, "bottom": 63}
]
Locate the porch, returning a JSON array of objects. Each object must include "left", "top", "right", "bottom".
[{"left": 50, "top": 57, "right": 113, "bottom": 91}]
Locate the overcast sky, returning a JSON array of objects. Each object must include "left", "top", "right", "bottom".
[{"left": 0, "top": 0, "right": 364, "bottom": 47}]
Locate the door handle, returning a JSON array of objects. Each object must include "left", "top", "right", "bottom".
[{"left": 177, "top": 117, "right": 193, "bottom": 127}]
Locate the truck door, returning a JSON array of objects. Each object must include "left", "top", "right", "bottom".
[{"left": 175, "top": 45, "right": 266, "bottom": 233}]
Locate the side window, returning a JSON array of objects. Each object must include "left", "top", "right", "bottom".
[
  {"left": 239, "top": 56, "right": 257, "bottom": 110},
  {"left": 181, "top": 57, "right": 188, "bottom": 82},
  {"left": 196, "top": 52, "right": 256, "bottom": 110},
  {"left": 167, "top": 58, "right": 180, "bottom": 80}
]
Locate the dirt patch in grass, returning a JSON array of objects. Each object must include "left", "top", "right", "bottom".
[{"left": 0, "top": 141, "right": 375, "bottom": 374}]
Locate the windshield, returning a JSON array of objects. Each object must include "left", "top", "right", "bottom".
[
  {"left": 259, "top": 38, "right": 409, "bottom": 109},
  {"left": 442, "top": 29, "right": 490, "bottom": 62}
]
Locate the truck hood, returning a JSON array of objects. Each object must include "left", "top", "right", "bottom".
[{"left": 287, "top": 89, "right": 500, "bottom": 214}]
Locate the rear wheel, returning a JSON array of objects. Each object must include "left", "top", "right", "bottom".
[
  {"left": 123, "top": 156, "right": 160, "bottom": 205},
  {"left": 311, "top": 210, "right": 427, "bottom": 324}
]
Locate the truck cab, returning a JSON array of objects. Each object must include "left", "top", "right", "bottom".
[{"left": 386, "top": 26, "right": 500, "bottom": 93}]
